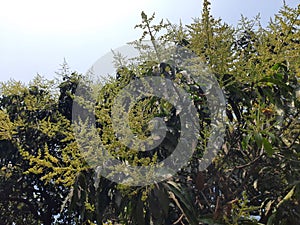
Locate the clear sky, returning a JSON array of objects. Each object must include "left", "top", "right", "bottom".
[{"left": 0, "top": 0, "right": 298, "bottom": 83}]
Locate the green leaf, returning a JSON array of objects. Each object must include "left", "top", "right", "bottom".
[
  {"left": 242, "top": 134, "right": 252, "bottom": 150},
  {"left": 254, "top": 132, "right": 263, "bottom": 149},
  {"left": 165, "top": 181, "right": 199, "bottom": 225},
  {"left": 271, "top": 63, "right": 281, "bottom": 71},
  {"left": 262, "top": 138, "right": 274, "bottom": 156}
]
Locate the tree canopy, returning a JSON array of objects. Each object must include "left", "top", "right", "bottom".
[{"left": 0, "top": 1, "right": 299, "bottom": 224}]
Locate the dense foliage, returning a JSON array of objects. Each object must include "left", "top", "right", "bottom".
[{"left": 0, "top": 1, "right": 299, "bottom": 224}]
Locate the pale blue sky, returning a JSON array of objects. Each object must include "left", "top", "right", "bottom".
[{"left": 0, "top": 0, "right": 298, "bottom": 83}]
